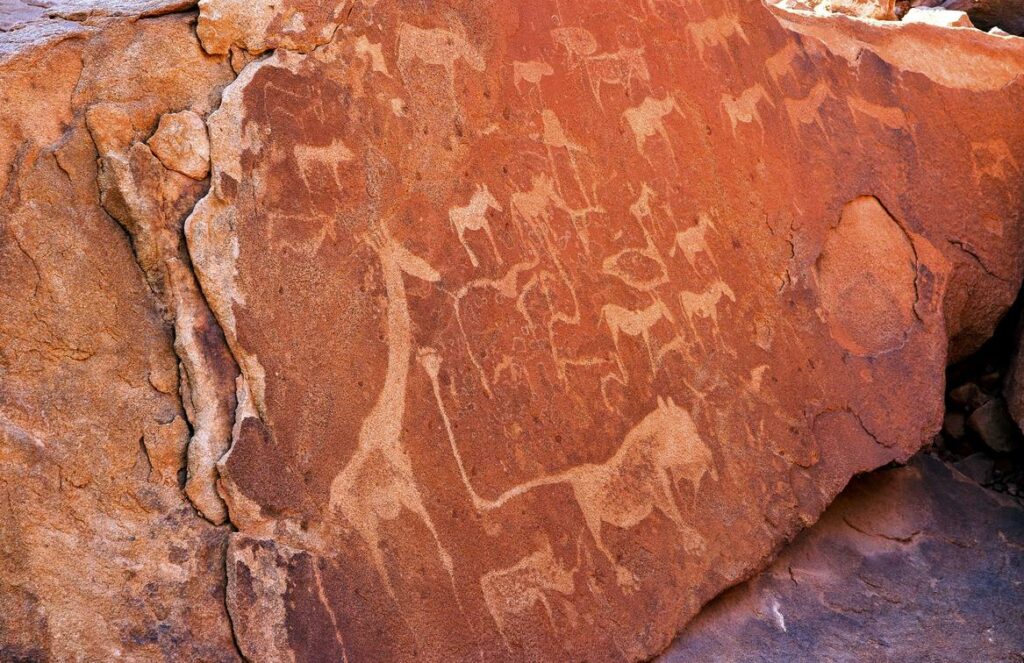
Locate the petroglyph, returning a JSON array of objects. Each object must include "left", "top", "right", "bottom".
[
  {"left": 971, "top": 139, "right": 1019, "bottom": 183},
  {"left": 551, "top": 26, "right": 599, "bottom": 61},
  {"left": 629, "top": 183, "right": 677, "bottom": 236},
  {"left": 513, "top": 60, "right": 554, "bottom": 91},
  {"left": 448, "top": 256, "right": 543, "bottom": 395},
  {"left": 583, "top": 47, "right": 651, "bottom": 103},
  {"left": 398, "top": 23, "right": 485, "bottom": 72},
  {"left": 749, "top": 364, "right": 769, "bottom": 393},
  {"left": 449, "top": 184, "right": 504, "bottom": 268},
  {"left": 421, "top": 350, "right": 714, "bottom": 587},
  {"left": 721, "top": 84, "right": 773, "bottom": 134},
  {"left": 679, "top": 280, "right": 736, "bottom": 342},
  {"left": 540, "top": 110, "right": 586, "bottom": 153},
  {"left": 783, "top": 82, "right": 831, "bottom": 133},
  {"left": 601, "top": 300, "right": 677, "bottom": 372},
  {"left": 602, "top": 244, "right": 670, "bottom": 291},
  {"left": 480, "top": 538, "right": 579, "bottom": 647},
  {"left": 550, "top": 28, "right": 650, "bottom": 104},
  {"left": 326, "top": 232, "right": 458, "bottom": 600},
  {"left": 354, "top": 35, "right": 390, "bottom": 76},
  {"left": 637, "top": 0, "right": 688, "bottom": 20},
  {"left": 293, "top": 139, "right": 355, "bottom": 190},
  {"left": 537, "top": 110, "right": 603, "bottom": 246},
  {"left": 765, "top": 42, "right": 800, "bottom": 85},
  {"left": 510, "top": 173, "right": 604, "bottom": 256},
  {"left": 847, "top": 96, "right": 908, "bottom": 130},
  {"left": 624, "top": 95, "right": 678, "bottom": 156},
  {"left": 671, "top": 213, "right": 718, "bottom": 271},
  {"left": 687, "top": 13, "right": 750, "bottom": 61},
  {"left": 397, "top": 22, "right": 485, "bottom": 95}
]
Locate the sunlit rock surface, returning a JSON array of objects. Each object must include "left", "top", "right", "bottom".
[
  {"left": 1, "top": 0, "right": 1023, "bottom": 660},
  {"left": 0, "top": 4, "right": 239, "bottom": 660}
]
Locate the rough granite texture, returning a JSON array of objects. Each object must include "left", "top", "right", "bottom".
[
  {"left": 1, "top": 0, "right": 1023, "bottom": 661},
  {"left": 663, "top": 456, "right": 1024, "bottom": 662}
]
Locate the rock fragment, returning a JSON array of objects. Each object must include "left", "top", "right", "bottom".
[
  {"left": 954, "top": 452, "right": 996, "bottom": 483},
  {"left": 943, "top": 411, "right": 967, "bottom": 439},
  {"left": 0, "top": 9, "right": 240, "bottom": 660},
  {"left": 940, "top": 0, "right": 1024, "bottom": 34},
  {"left": 968, "top": 398, "right": 1021, "bottom": 453},
  {"left": 663, "top": 456, "right": 1024, "bottom": 662},
  {"left": 148, "top": 110, "right": 211, "bottom": 180},
  {"left": 903, "top": 6, "right": 975, "bottom": 26},
  {"left": 949, "top": 381, "right": 990, "bottom": 409}
]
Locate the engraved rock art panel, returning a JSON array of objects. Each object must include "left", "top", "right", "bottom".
[{"left": 179, "top": 0, "right": 1024, "bottom": 660}]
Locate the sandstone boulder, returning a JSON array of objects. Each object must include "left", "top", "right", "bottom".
[
  {"left": 0, "top": 5, "right": 240, "bottom": 660},
  {"left": 903, "top": 6, "right": 975, "bottom": 26},
  {"left": 184, "top": 0, "right": 1024, "bottom": 659},
  {"left": 663, "top": 456, "right": 1024, "bottom": 661},
  {"left": 939, "top": 0, "right": 1024, "bottom": 34},
  {"left": 1, "top": 0, "right": 1024, "bottom": 660}
]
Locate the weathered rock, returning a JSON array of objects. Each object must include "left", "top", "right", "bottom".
[
  {"left": 0, "top": 6, "right": 240, "bottom": 660},
  {"left": 91, "top": 99, "right": 240, "bottom": 525},
  {"left": 948, "top": 380, "right": 990, "bottom": 409},
  {"left": 968, "top": 397, "right": 1021, "bottom": 452},
  {"left": 903, "top": 6, "right": 975, "bottom": 26},
  {"left": 894, "top": 0, "right": 1024, "bottom": 33},
  {"left": 942, "top": 410, "right": 967, "bottom": 438},
  {"left": 148, "top": 109, "right": 212, "bottom": 179},
  {"left": 780, "top": 0, "right": 898, "bottom": 21},
  {"left": 195, "top": 0, "right": 349, "bottom": 55},
  {"left": 2, "top": 0, "right": 1024, "bottom": 660},
  {"left": 179, "top": 0, "right": 1024, "bottom": 660},
  {"left": 662, "top": 456, "right": 1024, "bottom": 662},
  {"left": 954, "top": 452, "right": 996, "bottom": 483},
  {"left": 1005, "top": 310, "right": 1024, "bottom": 432},
  {"left": 940, "top": 0, "right": 1024, "bottom": 34}
]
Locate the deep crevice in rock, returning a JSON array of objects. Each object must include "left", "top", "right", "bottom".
[{"left": 925, "top": 290, "right": 1024, "bottom": 499}]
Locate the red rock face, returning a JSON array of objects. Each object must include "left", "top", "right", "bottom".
[
  {"left": 2, "top": 0, "right": 1023, "bottom": 660},
  {"left": 181, "top": 0, "right": 1024, "bottom": 660}
]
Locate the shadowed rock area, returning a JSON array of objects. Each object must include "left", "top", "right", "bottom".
[
  {"left": 662, "top": 456, "right": 1024, "bottom": 661},
  {"left": 1, "top": 0, "right": 1023, "bottom": 660}
]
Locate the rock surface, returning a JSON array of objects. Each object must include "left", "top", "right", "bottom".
[
  {"left": 1, "top": 0, "right": 1023, "bottom": 661},
  {"left": 147, "top": 109, "right": 211, "bottom": 179},
  {"left": 187, "top": 0, "right": 1024, "bottom": 660},
  {"left": 1005, "top": 309, "right": 1024, "bottom": 433},
  {"left": 0, "top": 5, "right": 240, "bottom": 661},
  {"left": 901, "top": 0, "right": 1024, "bottom": 35},
  {"left": 662, "top": 456, "right": 1024, "bottom": 662},
  {"left": 902, "top": 6, "right": 974, "bottom": 27}
]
